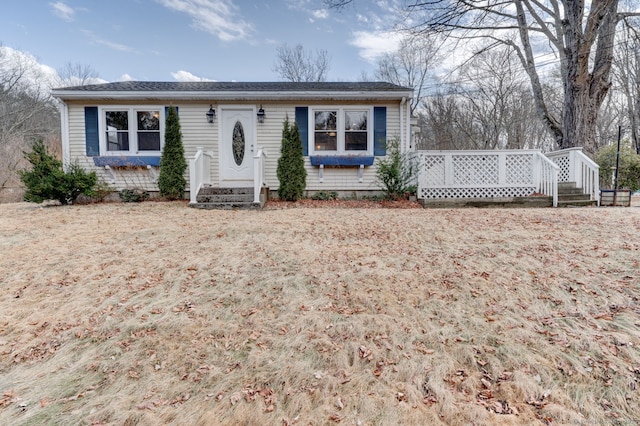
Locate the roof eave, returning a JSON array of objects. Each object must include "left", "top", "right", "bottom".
[{"left": 50, "top": 90, "right": 414, "bottom": 102}]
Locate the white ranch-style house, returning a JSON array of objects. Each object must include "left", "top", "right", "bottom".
[
  {"left": 52, "top": 81, "right": 414, "bottom": 207},
  {"left": 51, "top": 81, "right": 599, "bottom": 208}
]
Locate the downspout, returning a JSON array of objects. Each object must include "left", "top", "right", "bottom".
[
  {"left": 400, "top": 97, "right": 406, "bottom": 153},
  {"left": 406, "top": 98, "right": 411, "bottom": 152},
  {"left": 59, "top": 102, "right": 70, "bottom": 171}
]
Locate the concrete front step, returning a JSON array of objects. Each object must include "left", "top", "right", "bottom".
[
  {"left": 198, "top": 186, "right": 253, "bottom": 196},
  {"left": 190, "top": 201, "right": 262, "bottom": 210},
  {"left": 196, "top": 194, "right": 254, "bottom": 203},
  {"left": 190, "top": 186, "right": 266, "bottom": 210}
]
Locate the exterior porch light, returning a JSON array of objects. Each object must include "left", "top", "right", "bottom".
[
  {"left": 257, "top": 105, "right": 265, "bottom": 124},
  {"left": 206, "top": 105, "right": 216, "bottom": 124}
]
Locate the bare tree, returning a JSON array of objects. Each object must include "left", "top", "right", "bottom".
[
  {"left": 273, "top": 44, "right": 331, "bottom": 82},
  {"left": 55, "top": 62, "right": 101, "bottom": 87},
  {"left": 326, "top": 0, "right": 640, "bottom": 155},
  {"left": 374, "top": 35, "right": 440, "bottom": 114},
  {"left": 419, "top": 92, "right": 467, "bottom": 149},
  {"left": 418, "top": 47, "right": 554, "bottom": 151},
  {"left": 613, "top": 22, "right": 640, "bottom": 153},
  {"left": 0, "top": 46, "right": 59, "bottom": 201}
]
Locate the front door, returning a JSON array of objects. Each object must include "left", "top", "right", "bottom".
[{"left": 220, "top": 107, "right": 254, "bottom": 186}]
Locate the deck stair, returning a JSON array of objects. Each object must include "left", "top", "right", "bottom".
[
  {"left": 557, "top": 182, "right": 597, "bottom": 207},
  {"left": 190, "top": 186, "right": 263, "bottom": 210}
]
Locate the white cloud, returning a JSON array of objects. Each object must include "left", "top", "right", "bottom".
[
  {"left": 119, "top": 74, "right": 135, "bottom": 81},
  {"left": 312, "top": 9, "right": 329, "bottom": 19},
  {"left": 156, "top": 0, "right": 252, "bottom": 41},
  {"left": 170, "top": 70, "right": 215, "bottom": 82},
  {"left": 80, "top": 30, "right": 137, "bottom": 53},
  {"left": 349, "top": 30, "right": 403, "bottom": 62},
  {"left": 50, "top": 1, "right": 75, "bottom": 21}
]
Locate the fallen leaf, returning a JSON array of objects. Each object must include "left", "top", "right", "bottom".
[
  {"left": 329, "top": 413, "right": 342, "bottom": 423},
  {"left": 230, "top": 392, "right": 242, "bottom": 406}
]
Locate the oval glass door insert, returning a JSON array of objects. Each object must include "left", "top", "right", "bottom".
[{"left": 232, "top": 121, "right": 245, "bottom": 166}]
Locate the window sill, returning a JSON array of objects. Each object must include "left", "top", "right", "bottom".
[
  {"left": 309, "top": 155, "right": 374, "bottom": 167},
  {"left": 93, "top": 156, "right": 161, "bottom": 167}
]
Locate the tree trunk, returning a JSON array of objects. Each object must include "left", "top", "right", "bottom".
[{"left": 561, "top": 0, "right": 617, "bottom": 155}]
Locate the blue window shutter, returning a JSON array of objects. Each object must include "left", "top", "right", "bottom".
[
  {"left": 84, "top": 107, "right": 99, "bottom": 156},
  {"left": 295, "top": 107, "right": 308, "bottom": 156},
  {"left": 373, "top": 107, "right": 387, "bottom": 156},
  {"left": 165, "top": 106, "right": 178, "bottom": 116}
]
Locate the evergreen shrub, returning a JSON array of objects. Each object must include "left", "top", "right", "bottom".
[
  {"left": 19, "top": 139, "right": 97, "bottom": 205},
  {"left": 276, "top": 116, "right": 307, "bottom": 201},
  {"left": 375, "top": 137, "right": 417, "bottom": 200},
  {"left": 158, "top": 106, "right": 187, "bottom": 200}
]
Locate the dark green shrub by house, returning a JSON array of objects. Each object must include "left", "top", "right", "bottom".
[
  {"left": 277, "top": 117, "right": 306, "bottom": 201},
  {"left": 375, "top": 137, "right": 417, "bottom": 200},
  {"left": 19, "top": 139, "right": 97, "bottom": 205},
  {"left": 158, "top": 106, "right": 187, "bottom": 200}
]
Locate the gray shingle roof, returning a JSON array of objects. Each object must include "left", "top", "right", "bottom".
[{"left": 54, "top": 81, "right": 412, "bottom": 92}]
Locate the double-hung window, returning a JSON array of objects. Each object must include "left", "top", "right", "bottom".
[
  {"left": 311, "top": 107, "right": 372, "bottom": 155},
  {"left": 101, "top": 107, "right": 163, "bottom": 154}
]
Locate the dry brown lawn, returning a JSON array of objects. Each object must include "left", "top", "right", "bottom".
[{"left": 1, "top": 200, "right": 640, "bottom": 425}]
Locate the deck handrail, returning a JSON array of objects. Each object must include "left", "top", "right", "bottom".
[
  {"left": 545, "top": 148, "right": 600, "bottom": 205},
  {"left": 188, "top": 147, "right": 212, "bottom": 204},
  {"left": 534, "top": 151, "right": 560, "bottom": 207},
  {"left": 253, "top": 146, "right": 267, "bottom": 204}
]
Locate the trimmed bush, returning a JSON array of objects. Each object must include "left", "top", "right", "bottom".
[
  {"left": 158, "top": 106, "right": 187, "bottom": 200},
  {"left": 277, "top": 117, "right": 307, "bottom": 201},
  {"left": 19, "top": 139, "right": 97, "bottom": 205},
  {"left": 311, "top": 191, "right": 338, "bottom": 200},
  {"left": 119, "top": 188, "right": 150, "bottom": 202}
]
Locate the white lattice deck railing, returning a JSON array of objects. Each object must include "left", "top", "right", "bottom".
[
  {"left": 414, "top": 150, "right": 559, "bottom": 206},
  {"left": 545, "top": 148, "right": 599, "bottom": 204}
]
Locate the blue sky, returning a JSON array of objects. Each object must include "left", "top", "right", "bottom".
[{"left": 1, "top": 0, "right": 405, "bottom": 84}]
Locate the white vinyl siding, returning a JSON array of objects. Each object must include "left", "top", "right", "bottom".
[{"left": 65, "top": 99, "right": 403, "bottom": 193}]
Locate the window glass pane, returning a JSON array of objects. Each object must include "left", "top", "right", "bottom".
[
  {"left": 345, "top": 111, "right": 367, "bottom": 131},
  {"left": 315, "top": 111, "right": 336, "bottom": 130},
  {"left": 137, "top": 111, "right": 159, "bottom": 131},
  {"left": 345, "top": 132, "right": 368, "bottom": 151},
  {"left": 106, "top": 131, "right": 129, "bottom": 151},
  {"left": 105, "top": 111, "right": 129, "bottom": 151},
  {"left": 138, "top": 133, "right": 160, "bottom": 151},
  {"left": 345, "top": 111, "right": 368, "bottom": 151},
  {"left": 314, "top": 132, "right": 337, "bottom": 151},
  {"left": 106, "top": 111, "right": 128, "bottom": 130}
]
